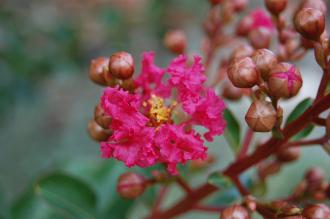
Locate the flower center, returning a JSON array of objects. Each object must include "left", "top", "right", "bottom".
[{"left": 147, "top": 95, "right": 176, "bottom": 126}]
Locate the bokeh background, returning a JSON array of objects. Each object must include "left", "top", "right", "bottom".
[{"left": 0, "top": 0, "right": 329, "bottom": 218}]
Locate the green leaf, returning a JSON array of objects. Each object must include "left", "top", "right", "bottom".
[
  {"left": 286, "top": 98, "right": 314, "bottom": 140},
  {"left": 35, "top": 172, "right": 97, "bottom": 219},
  {"left": 207, "top": 172, "right": 232, "bottom": 189},
  {"left": 223, "top": 109, "right": 241, "bottom": 152},
  {"left": 251, "top": 180, "right": 267, "bottom": 197}
]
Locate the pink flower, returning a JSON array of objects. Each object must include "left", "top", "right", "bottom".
[
  {"left": 155, "top": 124, "right": 207, "bottom": 175},
  {"left": 250, "top": 9, "right": 274, "bottom": 31},
  {"left": 135, "top": 52, "right": 171, "bottom": 100},
  {"left": 189, "top": 88, "right": 226, "bottom": 141}
]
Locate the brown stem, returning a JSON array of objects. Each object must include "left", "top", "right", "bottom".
[
  {"left": 193, "top": 205, "right": 224, "bottom": 213},
  {"left": 315, "top": 67, "right": 330, "bottom": 102},
  {"left": 237, "top": 128, "right": 254, "bottom": 159},
  {"left": 284, "top": 135, "right": 328, "bottom": 148}
]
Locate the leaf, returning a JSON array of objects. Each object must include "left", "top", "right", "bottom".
[
  {"left": 207, "top": 172, "right": 232, "bottom": 189},
  {"left": 223, "top": 109, "right": 241, "bottom": 152},
  {"left": 286, "top": 98, "right": 314, "bottom": 140},
  {"left": 251, "top": 180, "right": 267, "bottom": 198},
  {"left": 35, "top": 172, "right": 97, "bottom": 219}
]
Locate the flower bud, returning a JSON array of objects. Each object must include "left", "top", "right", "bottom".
[
  {"left": 244, "top": 195, "right": 257, "bottom": 211},
  {"left": 94, "top": 104, "right": 112, "bottom": 129},
  {"left": 221, "top": 205, "right": 250, "bottom": 219},
  {"left": 249, "top": 27, "right": 272, "bottom": 49},
  {"left": 89, "top": 57, "right": 109, "bottom": 86},
  {"left": 222, "top": 81, "right": 243, "bottom": 100},
  {"left": 302, "top": 204, "right": 330, "bottom": 219},
  {"left": 230, "top": 0, "right": 248, "bottom": 12},
  {"left": 252, "top": 49, "right": 277, "bottom": 80},
  {"left": 268, "top": 63, "right": 302, "bottom": 99},
  {"left": 87, "top": 119, "right": 112, "bottom": 142},
  {"left": 304, "top": 167, "right": 325, "bottom": 185},
  {"left": 276, "top": 147, "right": 300, "bottom": 162},
  {"left": 164, "top": 30, "right": 187, "bottom": 55},
  {"left": 300, "top": 36, "right": 315, "bottom": 49},
  {"left": 228, "top": 57, "right": 259, "bottom": 88},
  {"left": 109, "top": 51, "right": 135, "bottom": 80},
  {"left": 265, "top": 0, "right": 288, "bottom": 15},
  {"left": 117, "top": 172, "right": 146, "bottom": 199},
  {"left": 294, "top": 8, "right": 325, "bottom": 41},
  {"left": 230, "top": 44, "right": 254, "bottom": 61},
  {"left": 258, "top": 160, "right": 282, "bottom": 179},
  {"left": 209, "top": 0, "right": 223, "bottom": 5},
  {"left": 236, "top": 16, "right": 253, "bottom": 36},
  {"left": 245, "top": 100, "right": 277, "bottom": 132}
]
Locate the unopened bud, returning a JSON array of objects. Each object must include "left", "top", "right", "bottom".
[
  {"left": 94, "top": 104, "right": 112, "bottom": 129},
  {"left": 258, "top": 160, "right": 282, "bottom": 180},
  {"left": 265, "top": 0, "right": 288, "bottom": 15},
  {"left": 276, "top": 147, "right": 300, "bottom": 162},
  {"left": 300, "top": 0, "right": 327, "bottom": 15},
  {"left": 230, "top": 44, "right": 254, "bottom": 61},
  {"left": 236, "top": 16, "right": 253, "bottom": 36},
  {"left": 222, "top": 81, "right": 243, "bottom": 100},
  {"left": 302, "top": 204, "right": 330, "bottom": 219},
  {"left": 117, "top": 172, "right": 146, "bottom": 199},
  {"left": 245, "top": 100, "right": 277, "bottom": 132},
  {"left": 208, "top": 0, "right": 223, "bottom": 5},
  {"left": 295, "top": 8, "right": 325, "bottom": 41},
  {"left": 89, "top": 57, "right": 109, "bottom": 86},
  {"left": 164, "top": 30, "right": 187, "bottom": 54},
  {"left": 221, "top": 205, "right": 250, "bottom": 219},
  {"left": 304, "top": 167, "right": 325, "bottom": 185},
  {"left": 109, "top": 51, "right": 135, "bottom": 80},
  {"left": 268, "top": 63, "right": 302, "bottom": 99},
  {"left": 252, "top": 48, "right": 277, "bottom": 80},
  {"left": 87, "top": 119, "right": 112, "bottom": 142},
  {"left": 228, "top": 57, "right": 258, "bottom": 88},
  {"left": 230, "top": 0, "right": 248, "bottom": 12},
  {"left": 244, "top": 195, "right": 257, "bottom": 211},
  {"left": 249, "top": 27, "right": 272, "bottom": 49}
]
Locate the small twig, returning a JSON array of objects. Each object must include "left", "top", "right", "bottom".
[
  {"left": 230, "top": 176, "right": 250, "bottom": 196},
  {"left": 150, "top": 186, "right": 169, "bottom": 216},
  {"left": 284, "top": 135, "right": 328, "bottom": 148},
  {"left": 193, "top": 205, "right": 224, "bottom": 213},
  {"left": 237, "top": 128, "right": 254, "bottom": 159},
  {"left": 175, "top": 176, "right": 193, "bottom": 194}
]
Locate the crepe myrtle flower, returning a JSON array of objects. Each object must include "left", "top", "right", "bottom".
[{"left": 99, "top": 52, "right": 226, "bottom": 175}]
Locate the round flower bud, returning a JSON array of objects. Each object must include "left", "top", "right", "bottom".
[
  {"left": 294, "top": 8, "right": 325, "bottom": 41},
  {"left": 249, "top": 27, "right": 272, "bottom": 49},
  {"left": 304, "top": 167, "right": 325, "bottom": 185},
  {"left": 268, "top": 63, "right": 302, "bottom": 99},
  {"left": 89, "top": 57, "right": 109, "bottom": 86},
  {"left": 164, "top": 30, "right": 187, "bottom": 54},
  {"left": 117, "top": 172, "right": 146, "bottom": 199},
  {"left": 231, "top": 0, "right": 248, "bottom": 12},
  {"left": 245, "top": 100, "right": 277, "bottom": 132},
  {"left": 230, "top": 44, "right": 254, "bottom": 61},
  {"left": 302, "top": 204, "right": 330, "bottom": 219},
  {"left": 258, "top": 160, "right": 282, "bottom": 179},
  {"left": 265, "top": 0, "right": 288, "bottom": 15},
  {"left": 252, "top": 49, "right": 277, "bottom": 80},
  {"left": 228, "top": 57, "right": 259, "bottom": 88},
  {"left": 109, "top": 51, "right": 135, "bottom": 80},
  {"left": 221, "top": 205, "right": 250, "bottom": 219},
  {"left": 300, "top": 0, "right": 327, "bottom": 15},
  {"left": 209, "top": 0, "right": 223, "bottom": 5},
  {"left": 276, "top": 147, "right": 300, "bottom": 162},
  {"left": 87, "top": 119, "right": 112, "bottom": 142},
  {"left": 94, "top": 104, "right": 112, "bottom": 129},
  {"left": 236, "top": 16, "right": 253, "bottom": 36},
  {"left": 222, "top": 81, "right": 243, "bottom": 100}
]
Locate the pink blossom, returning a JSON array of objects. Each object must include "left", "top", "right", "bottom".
[
  {"left": 271, "top": 65, "right": 302, "bottom": 94},
  {"left": 250, "top": 9, "right": 274, "bottom": 31},
  {"left": 134, "top": 52, "right": 171, "bottom": 99},
  {"left": 155, "top": 124, "right": 207, "bottom": 175}
]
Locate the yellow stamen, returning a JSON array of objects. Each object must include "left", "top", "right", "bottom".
[{"left": 148, "top": 95, "right": 176, "bottom": 125}]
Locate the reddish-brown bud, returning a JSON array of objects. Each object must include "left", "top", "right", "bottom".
[
  {"left": 252, "top": 49, "right": 277, "bottom": 80},
  {"left": 230, "top": 44, "right": 254, "bottom": 61},
  {"left": 209, "top": 0, "right": 223, "bottom": 5},
  {"left": 164, "top": 30, "right": 187, "bottom": 54},
  {"left": 230, "top": 0, "right": 248, "bottom": 12},
  {"left": 258, "top": 160, "right": 282, "bottom": 179},
  {"left": 302, "top": 204, "right": 330, "bottom": 219},
  {"left": 276, "top": 147, "right": 300, "bottom": 162},
  {"left": 222, "top": 81, "right": 243, "bottom": 100},
  {"left": 305, "top": 167, "right": 325, "bottom": 185},
  {"left": 228, "top": 57, "right": 258, "bottom": 88},
  {"left": 221, "top": 205, "right": 250, "bottom": 219},
  {"left": 268, "top": 63, "right": 302, "bottom": 99},
  {"left": 294, "top": 8, "right": 325, "bottom": 41},
  {"left": 265, "top": 0, "right": 288, "bottom": 15},
  {"left": 87, "top": 119, "right": 112, "bottom": 142},
  {"left": 89, "top": 57, "right": 109, "bottom": 86},
  {"left": 300, "top": 0, "right": 327, "bottom": 15},
  {"left": 244, "top": 195, "right": 257, "bottom": 211},
  {"left": 236, "top": 16, "right": 253, "bottom": 36},
  {"left": 109, "top": 51, "right": 134, "bottom": 80},
  {"left": 94, "top": 104, "right": 112, "bottom": 129},
  {"left": 249, "top": 27, "right": 272, "bottom": 49},
  {"left": 117, "top": 172, "right": 146, "bottom": 199},
  {"left": 245, "top": 100, "right": 277, "bottom": 132}
]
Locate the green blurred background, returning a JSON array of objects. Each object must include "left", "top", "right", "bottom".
[{"left": 0, "top": 0, "right": 329, "bottom": 218}]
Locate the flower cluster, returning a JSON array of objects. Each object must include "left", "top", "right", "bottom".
[{"left": 99, "top": 52, "right": 226, "bottom": 174}]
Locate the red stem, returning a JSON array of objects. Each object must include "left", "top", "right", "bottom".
[
  {"left": 176, "top": 176, "right": 193, "bottom": 194},
  {"left": 284, "top": 135, "right": 328, "bottom": 148},
  {"left": 237, "top": 128, "right": 254, "bottom": 159},
  {"left": 193, "top": 205, "right": 224, "bottom": 213},
  {"left": 315, "top": 67, "right": 330, "bottom": 102}
]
